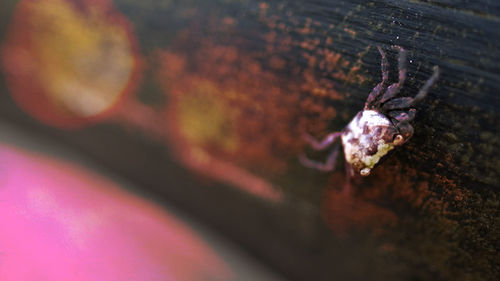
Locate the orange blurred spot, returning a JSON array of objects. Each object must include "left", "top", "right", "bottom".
[
  {"left": 343, "top": 27, "right": 357, "bottom": 37},
  {"left": 1, "top": 0, "right": 142, "bottom": 128}
]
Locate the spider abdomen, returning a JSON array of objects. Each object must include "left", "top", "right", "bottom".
[{"left": 341, "top": 110, "right": 399, "bottom": 176}]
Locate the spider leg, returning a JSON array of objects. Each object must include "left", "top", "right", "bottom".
[
  {"left": 395, "top": 121, "right": 414, "bottom": 141},
  {"left": 382, "top": 66, "right": 440, "bottom": 111},
  {"left": 342, "top": 163, "right": 355, "bottom": 196},
  {"left": 365, "top": 46, "right": 389, "bottom": 109},
  {"left": 381, "top": 97, "right": 413, "bottom": 111},
  {"left": 378, "top": 45, "right": 408, "bottom": 104},
  {"left": 299, "top": 143, "right": 341, "bottom": 172},
  {"left": 303, "top": 132, "right": 343, "bottom": 150},
  {"left": 410, "top": 65, "right": 440, "bottom": 105},
  {"left": 388, "top": 108, "right": 416, "bottom": 122}
]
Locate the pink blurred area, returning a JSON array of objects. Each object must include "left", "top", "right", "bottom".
[{"left": 0, "top": 144, "right": 233, "bottom": 281}]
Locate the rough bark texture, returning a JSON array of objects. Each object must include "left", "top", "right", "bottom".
[{"left": 0, "top": 1, "right": 498, "bottom": 281}]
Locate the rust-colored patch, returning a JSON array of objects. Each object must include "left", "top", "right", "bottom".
[
  {"left": 258, "top": 3, "right": 368, "bottom": 89},
  {"left": 321, "top": 172, "right": 398, "bottom": 236},
  {"left": 322, "top": 190, "right": 398, "bottom": 237},
  {"left": 343, "top": 27, "right": 357, "bottom": 37},
  {"left": 320, "top": 154, "right": 476, "bottom": 237},
  {"left": 365, "top": 164, "right": 473, "bottom": 219}
]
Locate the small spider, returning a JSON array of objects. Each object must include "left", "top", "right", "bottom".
[{"left": 300, "top": 46, "right": 440, "bottom": 183}]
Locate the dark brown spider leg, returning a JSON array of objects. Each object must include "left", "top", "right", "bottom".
[
  {"left": 381, "top": 66, "right": 440, "bottom": 111},
  {"left": 381, "top": 97, "right": 413, "bottom": 111},
  {"left": 364, "top": 46, "right": 389, "bottom": 109},
  {"left": 378, "top": 45, "right": 408, "bottom": 105},
  {"left": 388, "top": 108, "right": 416, "bottom": 122},
  {"left": 302, "top": 132, "right": 343, "bottom": 150},
  {"left": 341, "top": 163, "right": 355, "bottom": 196},
  {"left": 394, "top": 121, "right": 414, "bottom": 142},
  {"left": 409, "top": 65, "right": 440, "bottom": 105},
  {"left": 299, "top": 143, "right": 341, "bottom": 172}
]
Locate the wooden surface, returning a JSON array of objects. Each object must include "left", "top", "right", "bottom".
[{"left": 0, "top": 0, "right": 498, "bottom": 280}]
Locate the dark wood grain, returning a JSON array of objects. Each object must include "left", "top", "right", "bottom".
[{"left": 0, "top": 0, "right": 498, "bottom": 281}]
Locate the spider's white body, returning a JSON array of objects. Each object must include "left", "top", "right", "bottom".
[{"left": 341, "top": 110, "right": 399, "bottom": 176}]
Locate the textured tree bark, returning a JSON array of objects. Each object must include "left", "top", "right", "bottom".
[{"left": 0, "top": 0, "right": 498, "bottom": 281}]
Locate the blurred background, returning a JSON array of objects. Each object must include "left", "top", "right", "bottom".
[
  {"left": 0, "top": 1, "right": 498, "bottom": 281},
  {"left": 0, "top": 119, "right": 284, "bottom": 281}
]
